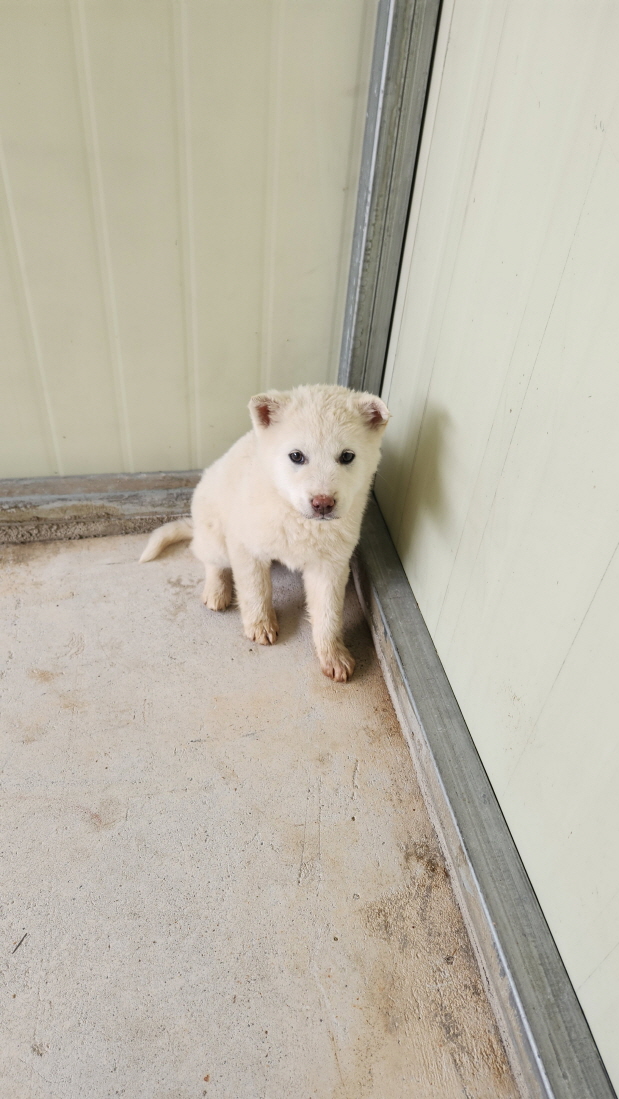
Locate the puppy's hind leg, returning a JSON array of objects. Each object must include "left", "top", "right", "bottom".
[
  {"left": 229, "top": 545, "right": 278, "bottom": 645},
  {"left": 190, "top": 517, "right": 232, "bottom": 611},
  {"left": 202, "top": 565, "right": 233, "bottom": 611}
]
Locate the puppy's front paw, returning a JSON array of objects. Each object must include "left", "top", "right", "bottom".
[
  {"left": 320, "top": 644, "right": 355, "bottom": 683},
  {"left": 244, "top": 614, "right": 279, "bottom": 646}
]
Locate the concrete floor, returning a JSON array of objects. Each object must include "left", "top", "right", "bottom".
[{"left": 0, "top": 535, "right": 519, "bottom": 1099}]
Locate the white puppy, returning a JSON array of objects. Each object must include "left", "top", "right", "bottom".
[{"left": 140, "top": 384, "right": 389, "bottom": 681}]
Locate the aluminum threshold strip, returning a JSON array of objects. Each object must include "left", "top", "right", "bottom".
[
  {"left": 0, "top": 471, "right": 199, "bottom": 544},
  {"left": 353, "top": 496, "right": 616, "bottom": 1099}
]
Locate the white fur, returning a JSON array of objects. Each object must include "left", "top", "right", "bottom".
[{"left": 140, "top": 384, "right": 390, "bottom": 681}]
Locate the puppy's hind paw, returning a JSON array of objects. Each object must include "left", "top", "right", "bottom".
[
  {"left": 320, "top": 645, "right": 355, "bottom": 683},
  {"left": 202, "top": 569, "right": 232, "bottom": 611},
  {"left": 202, "top": 587, "right": 232, "bottom": 611},
  {"left": 244, "top": 614, "right": 279, "bottom": 646}
]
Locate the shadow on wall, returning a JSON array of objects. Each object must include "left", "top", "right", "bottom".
[{"left": 387, "top": 403, "right": 453, "bottom": 569}]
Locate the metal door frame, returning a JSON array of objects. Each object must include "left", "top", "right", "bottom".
[{"left": 338, "top": 0, "right": 442, "bottom": 394}]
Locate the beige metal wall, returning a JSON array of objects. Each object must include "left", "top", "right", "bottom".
[
  {"left": 0, "top": 0, "right": 377, "bottom": 478},
  {"left": 379, "top": 0, "right": 619, "bottom": 1086}
]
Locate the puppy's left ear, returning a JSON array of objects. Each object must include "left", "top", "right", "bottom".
[
  {"left": 355, "top": 393, "right": 391, "bottom": 430},
  {"left": 249, "top": 391, "right": 290, "bottom": 429}
]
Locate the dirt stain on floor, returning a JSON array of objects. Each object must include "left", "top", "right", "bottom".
[{"left": 359, "top": 843, "right": 515, "bottom": 1098}]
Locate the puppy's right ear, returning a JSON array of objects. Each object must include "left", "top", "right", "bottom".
[{"left": 248, "top": 391, "right": 290, "bottom": 429}]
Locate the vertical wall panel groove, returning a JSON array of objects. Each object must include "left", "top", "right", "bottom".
[
  {"left": 260, "top": 0, "right": 285, "bottom": 393},
  {"left": 71, "top": 0, "right": 134, "bottom": 472},
  {"left": 0, "top": 135, "right": 62, "bottom": 474},
  {"left": 171, "top": 0, "right": 200, "bottom": 468}
]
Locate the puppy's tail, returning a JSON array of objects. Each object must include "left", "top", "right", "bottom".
[{"left": 139, "top": 518, "right": 193, "bottom": 563}]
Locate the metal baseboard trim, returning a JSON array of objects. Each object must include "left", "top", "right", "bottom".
[
  {"left": 0, "top": 471, "right": 200, "bottom": 544},
  {"left": 353, "top": 496, "right": 616, "bottom": 1099}
]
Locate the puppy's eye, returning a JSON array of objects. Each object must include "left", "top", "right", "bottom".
[
  {"left": 289, "top": 451, "right": 306, "bottom": 465},
  {"left": 339, "top": 450, "right": 355, "bottom": 465}
]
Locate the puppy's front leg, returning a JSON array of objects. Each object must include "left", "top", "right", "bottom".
[
  {"left": 303, "top": 564, "right": 355, "bottom": 682},
  {"left": 229, "top": 545, "right": 278, "bottom": 645}
]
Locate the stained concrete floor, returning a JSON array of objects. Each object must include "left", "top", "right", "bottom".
[{"left": 0, "top": 535, "right": 519, "bottom": 1099}]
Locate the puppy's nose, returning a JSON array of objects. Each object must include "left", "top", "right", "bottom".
[{"left": 311, "top": 494, "right": 336, "bottom": 516}]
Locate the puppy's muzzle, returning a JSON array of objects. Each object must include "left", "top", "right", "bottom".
[{"left": 311, "top": 494, "right": 336, "bottom": 518}]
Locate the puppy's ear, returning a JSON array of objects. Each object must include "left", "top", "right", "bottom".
[
  {"left": 355, "top": 393, "right": 390, "bottom": 430},
  {"left": 248, "top": 391, "right": 290, "bottom": 429}
]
